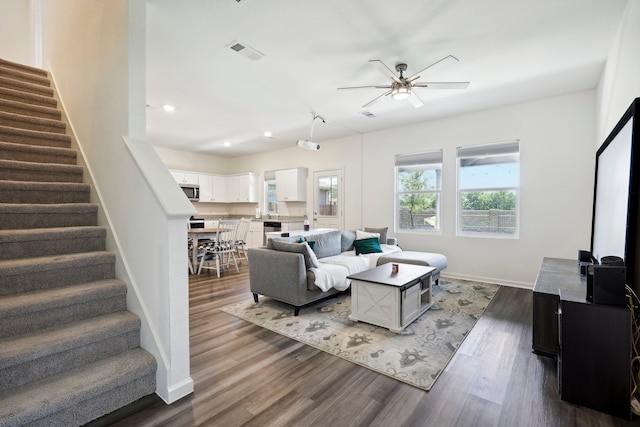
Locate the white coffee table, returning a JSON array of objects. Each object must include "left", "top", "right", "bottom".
[{"left": 348, "top": 262, "right": 435, "bottom": 333}]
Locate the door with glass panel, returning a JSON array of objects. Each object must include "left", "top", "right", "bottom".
[{"left": 313, "top": 169, "right": 343, "bottom": 230}]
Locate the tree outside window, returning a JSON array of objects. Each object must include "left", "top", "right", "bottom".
[{"left": 395, "top": 150, "right": 442, "bottom": 232}]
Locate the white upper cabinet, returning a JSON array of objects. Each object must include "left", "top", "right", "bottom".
[
  {"left": 276, "top": 168, "right": 307, "bottom": 202},
  {"left": 198, "top": 173, "right": 227, "bottom": 202},
  {"left": 227, "top": 173, "right": 258, "bottom": 203},
  {"left": 170, "top": 170, "right": 199, "bottom": 185}
]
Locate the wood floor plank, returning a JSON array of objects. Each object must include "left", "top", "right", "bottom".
[{"left": 86, "top": 265, "right": 640, "bottom": 426}]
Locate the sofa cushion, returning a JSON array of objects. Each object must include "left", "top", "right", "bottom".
[
  {"left": 298, "top": 236, "right": 316, "bottom": 252},
  {"left": 341, "top": 230, "right": 356, "bottom": 252},
  {"left": 306, "top": 230, "right": 342, "bottom": 258},
  {"left": 364, "top": 226, "right": 388, "bottom": 244},
  {"left": 353, "top": 237, "right": 383, "bottom": 255},
  {"left": 266, "top": 236, "right": 298, "bottom": 249},
  {"left": 270, "top": 240, "right": 319, "bottom": 269},
  {"left": 356, "top": 229, "right": 379, "bottom": 241}
]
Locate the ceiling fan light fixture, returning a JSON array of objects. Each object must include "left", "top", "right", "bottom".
[{"left": 391, "top": 85, "right": 410, "bottom": 100}]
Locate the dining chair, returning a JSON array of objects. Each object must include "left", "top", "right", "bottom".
[
  {"left": 235, "top": 217, "right": 252, "bottom": 262},
  {"left": 197, "top": 219, "right": 240, "bottom": 277}
]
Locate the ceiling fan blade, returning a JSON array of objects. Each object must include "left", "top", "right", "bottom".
[
  {"left": 362, "top": 90, "right": 392, "bottom": 108},
  {"left": 406, "top": 55, "right": 459, "bottom": 82},
  {"left": 369, "top": 60, "right": 402, "bottom": 83},
  {"left": 338, "top": 85, "right": 393, "bottom": 90},
  {"left": 407, "top": 91, "right": 424, "bottom": 108},
  {"left": 412, "top": 81, "right": 470, "bottom": 89}
]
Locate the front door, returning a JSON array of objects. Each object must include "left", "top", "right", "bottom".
[{"left": 313, "top": 169, "right": 344, "bottom": 230}]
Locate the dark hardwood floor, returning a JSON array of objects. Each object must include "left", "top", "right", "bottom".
[{"left": 87, "top": 262, "right": 640, "bottom": 426}]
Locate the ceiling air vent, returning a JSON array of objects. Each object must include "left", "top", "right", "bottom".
[
  {"left": 360, "top": 111, "right": 376, "bottom": 118},
  {"left": 226, "top": 40, "right": 264, "bottom": 61},
  {"left": 234, "top": 0, "right": 250, "bottom": 4}
]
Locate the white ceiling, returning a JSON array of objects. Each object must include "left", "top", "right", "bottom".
[{"left": 146, "top": 0, "right": 629, "bottom": 158}]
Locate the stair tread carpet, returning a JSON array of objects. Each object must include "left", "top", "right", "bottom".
[
  {"left": 0, "top": 98, "right": 61, "bottom": 120},
  {"left": 0, "top": 66, "right": 51, "bottom": 87},
  {"left": 0, "top": 226, "right": 106, "bottom": 260},
  {"left": 0, "top": 110, "right": 66, "bottom": 134},
  {"left": 0, "top": 124, "right": 71, "bottom": 148},
  {"left": 0, "top": 311, "right": 140, "bottom": 369},
  {"left": 0, "top": 86, "right": 57, "bottom": 109},
  {"left": 0, "top": 58, "right": 49, "bottom": 78},
  {"left": 0, "top": 203, "right": 98, "bottom": 230},
  {"left": 0, "top": 158, "right": 82, "bottom": 178},
  {"left": 0, "top": 348, "right": 156, "bottom": 426},
  {"left": 0, "top": 278, "right": 126, "bottom": 320},
  {"left": 0, "top": 140, "right": 76, "bottom": 164},
  {"left": 0, "top": 76, "right": 54, "bottom": 98}
]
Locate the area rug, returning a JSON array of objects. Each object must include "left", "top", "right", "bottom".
[{"left": 221, "top": 278, "right": 500, "bottom": 391}]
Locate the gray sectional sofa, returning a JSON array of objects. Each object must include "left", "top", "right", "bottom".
[{"left": 247, "top": 228, "right": 447, "bottom": 315}]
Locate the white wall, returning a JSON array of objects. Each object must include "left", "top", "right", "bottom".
[
  {"left": 40, "top": 0, "right": 194, "bottom": 403},
  {"left": 362, "top": 91, "right": 596, "bottom": 287},
  {"left": 0, "top": 0, "right": 33, "bottom": 65},
  {"left": 597, "top": 0, "right": 640, "bottom": 141}
]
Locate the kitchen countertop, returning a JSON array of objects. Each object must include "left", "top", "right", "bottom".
[{"left": 195, "top": 215, "right": 305, "bottom": 224}]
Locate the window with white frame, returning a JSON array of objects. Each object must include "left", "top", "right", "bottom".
[
  {"left": 456, "top": 141, "right": 520, "bottom": 237},
  {"left": 395, "top": 150, "right": 442, "bottom": 232},
  {"left": 264, "top": 171, "right": 278, "bottom": 215}
]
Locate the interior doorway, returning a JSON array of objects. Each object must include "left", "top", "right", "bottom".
[{"left": 313, "top": 169, "right": 344, "bottom": 230}]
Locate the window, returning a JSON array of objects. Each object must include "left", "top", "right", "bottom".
[
  {"left": 264, "top": 171, "right": 278, "bottom": 215},
  {"left": 395, "top": 150, "right": 442, "bottom": 232},
  {"left": 457, "top": 141, "right": 520, "bottom": 237}
]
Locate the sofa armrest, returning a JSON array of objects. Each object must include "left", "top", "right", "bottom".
[{"left": 247, "top": 247, "right": 309, "bottom": 306}]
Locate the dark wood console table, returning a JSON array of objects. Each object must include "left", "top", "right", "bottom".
[{"left": 533, "top": 257, "right": 631, "bottom": 419}]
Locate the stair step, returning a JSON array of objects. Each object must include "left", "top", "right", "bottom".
[
  {"left": 0, "top": 75, "right": 54, "bottom": 99},
  {"left": 0, "top": 226, "right": 106, "bottom": 260},
  {"left": 0, "top": 348, "right": 156, "bottom": 427},
  {"left": 0, "top": 251, "right": 116, "bottom": 296},
  {"left": 0, "top": 279, "right": 127, "bottom": 339},
  {"left": 0, "top": 98, "right": 61, "bottom": 120},
  {"left": 0, "top": 110, "right": 66, "bottom": 134},
  {"left": 0, "top": 58, "right": 49, "bottom": 79},
  {"left": 0, "top": 181, "right": 90, "bottom": 204},
  {"left": 0, "top": 141, "right": 76, "bottom": 165},
  {"left": 0, "top": 311, "right": 140, "bottom": 393},
  {"left": 0, "top": 124, "right": 71, "bottom": 148},
  {"left": 0, "top": 86, "right": 57, "bottom": 109},
  {"left": 0, "top": 66, "right": 50, "bottom": 88},
  {"left": 0, "top": 203, "right": 98, "bottom": 230},
  {"left": 0, "top": 159, "right": 83, "bottom": 183}
]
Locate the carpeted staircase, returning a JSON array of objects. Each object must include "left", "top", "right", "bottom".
[{"left": 0, "top": 58, "right": 156, "bottom": 426}]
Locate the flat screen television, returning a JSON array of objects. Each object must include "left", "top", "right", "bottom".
[{"left": 590, "top": 97, "right": 640, "bottom": 295}]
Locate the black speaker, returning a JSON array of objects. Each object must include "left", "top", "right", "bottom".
[{"left": 591, "top": 265, "right": 627, "bottom": 306}]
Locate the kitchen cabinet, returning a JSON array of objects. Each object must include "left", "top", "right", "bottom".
[
  {"left": 227, "top": 173, "right": 258, "bottom": 203},
  {"left": 170, "top": 170, "right": 198, "bottom": 185},
  {"left": 198, "top": 173, "right": 227, "bottom": 203},
  {"left": 247, "top": 221, "right": 264, "bottom": 248},
  {"left": 276, "top": 168, "right": 307, "bottom": 202}
]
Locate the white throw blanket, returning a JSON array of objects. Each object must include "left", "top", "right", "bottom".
[{"left": 310, "top": 245, "right": 401, "bottom": 292}]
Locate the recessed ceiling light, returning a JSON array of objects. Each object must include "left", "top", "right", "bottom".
[
  {"left": 163, "top": 105, "right": 175, "bottom": 112},
  {"left": 264, "top": 131, "right": 272, "bottom": 138},
  {"left": 223, "top": 141, "right": 231, "bottom": 147}
]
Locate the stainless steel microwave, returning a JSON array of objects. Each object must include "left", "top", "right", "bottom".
[{"left": 180, "top": 183, "right": 199, "bottom": 201}]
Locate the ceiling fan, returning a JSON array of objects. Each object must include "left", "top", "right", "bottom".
[{"left": 338, "top": 55, "right": 469, "bottom": 109}]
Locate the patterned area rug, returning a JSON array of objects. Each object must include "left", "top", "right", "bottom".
[{"left": 221, "top": 278, "right": 500, "bottom": 391}]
